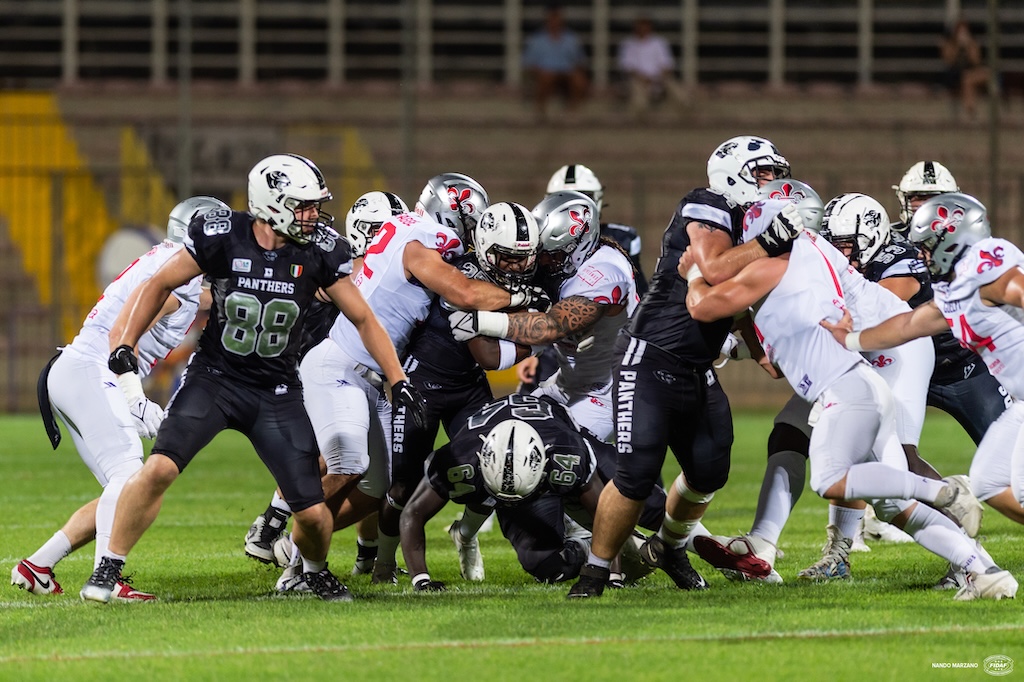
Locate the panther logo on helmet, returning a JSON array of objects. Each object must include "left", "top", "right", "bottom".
[
  {"left": 266, "top": 170, "right": 291, "bottom": 191},
  {"left": 930, "top": 205, "right": 964, "bottom": 234},
  {"left": 568, "top": 208, "right": 591, "bottom": 237},
  {"left": 862, "top": 209, "right": 882, "bottom": 229},
  {"left": 715, "top": 141, "right": 738, "bottom": 158}
]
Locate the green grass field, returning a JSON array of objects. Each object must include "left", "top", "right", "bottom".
[{"left": 2, "top": 411, "right": 1022, "bottom": 681}]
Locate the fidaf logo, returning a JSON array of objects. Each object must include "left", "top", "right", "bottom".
[
  {"left": 447, "top": 186, "right": 475, "bottom": 214},
  {"left": 871, "top": 355, "right": 895, "bottom": 368},
  {"left": 977, "top": 247, "right": 1004, "bottom": 274},
  {"left": 568, "top": 207, "right": 591, "bottom": 237},
  {"left": 929, "top": 205, "right": 965, "bottom": 235}
]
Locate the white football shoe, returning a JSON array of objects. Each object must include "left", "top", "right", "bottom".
[
  {"left": 11, "top": 560, "right": 63, "bottom": 595},
  {"left": 862, "top": 505, "right": 913, "bottom": 544},
  {"left": 448, "top": 522, "right": 485, "bottom": 582},
  {"left": 954, "top": 570, "right": 1018, "bottom": 601}
]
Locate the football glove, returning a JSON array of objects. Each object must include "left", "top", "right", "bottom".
[
  {"left": 509, "top": 285, "right": 551, "bottom": 312},
  {"left": 756, "top": 202, "right": 804, "bottom": 257},
  {"left": 108, "top": 344, "right": 139, "bottom": 375},
  {"left": 448, "top": 310, "right": 510, "bottom": 342},
  {"left": 392, "top": 380, "right": 428, "bottom": 430},
  {"left": 128, "top": 397, "right": 165, "bottom": 439}
]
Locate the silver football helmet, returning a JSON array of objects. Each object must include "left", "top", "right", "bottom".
[
  {"left": 757, "top": 179, "right": 824, "bottom": 233},
  {"left": 907, "top": 192, "right": 991, "bottom": 279},
  {"left": 415, "top": 172, "right": 489, "bottom": 243},
  {"left": 707, "top": 135, "right": 790, "bottom": 208},
  {"left": 478, "top": 419, "right": 548, "bottom": 502},
  {"left": 474, "top": 202, "right": 540, "bottom": 290},
  {"left": 546, "top": 164, "right": 604, "bottom": 217},
  {"left": 820, "top": 193, "right": 891, "bottom": 268},
  {"left": 247, "top": 154, "right": 334, "bottom": 245},
  {"left": 344, "top": 191, "right": 408, "bottom": 258},
  {"left": 893, "top": 161, "right": 960, "bottom": 224},
  {"left": 531, "top": 191, "right": 600, "bottom": 281},
  {"left": 166, "top": 195, "right": 229, "bottom": 243}
]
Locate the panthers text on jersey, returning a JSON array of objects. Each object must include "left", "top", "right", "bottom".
[
  {"left": 627, "top": 187, "right": 746, "bottom": 363},
  {"left": 185, "top": 209, "right": 352, "bottom": 389},
  {"left": 426, "top": 394, "right": 596, "bottom": 507}
]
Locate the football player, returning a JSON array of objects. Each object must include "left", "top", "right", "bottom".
[
  {"left": 12, "top": 196, "right": 224, "bottom": 601},
  {"left": 890, "top": 161, "right": 960, "bottom": 238},
  {"left": 80, "top": 154, "right": 422, "bottom": 603}
]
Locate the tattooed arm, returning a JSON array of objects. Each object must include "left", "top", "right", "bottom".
[{"left": 502, "top": 296, "right": 619, "bottom": 346}]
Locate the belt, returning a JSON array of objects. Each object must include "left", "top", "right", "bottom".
[{"left": 37, "top": 350, "right": 63, "bottom": 450}]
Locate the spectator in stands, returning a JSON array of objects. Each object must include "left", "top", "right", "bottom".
[
  {"left": 617, "top": 16, "right": 687, "bottom": 118},
  {"left": 522, "top": 5, "right": 589, "bottom": 122},
  {"left": 941, "top": 18, "right": 988, "bottom": 121}
]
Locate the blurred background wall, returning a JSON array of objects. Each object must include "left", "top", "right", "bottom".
[{"left": 1, "top": 0, "right": 1023, "bottom": 411}]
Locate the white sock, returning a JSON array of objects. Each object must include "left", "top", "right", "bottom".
[
  {"left": 94, "top": 477, "right": 130, "bottom": 569},
  {"left": 750, "top": 450, "right": 806, "bottom": 545},
  {"left": 301, "top": 557, "right": 326, "bottom": 574},
  {"left": 659, "top": 514, "right": 698, "bottom": 549},
  {"left": 586, "top": 552, "right": 611, "bottom": 569},
  {"left": 27, "top": 530, "right": 72, "bottom": 569},
  {"left": 828, "top": 504, "right": 865, "bottom": 540},
  {"left": 843, "top": 462, "right": 946, "bottom": 503},
  {"left": 270, "top": 492, "right": 292, "bottom": 514},
  {"left": 376, "top": 532, "right": 401, "bottom": 565},
  {"left": 901, "top": 502, "right": 992, "bottom": 574},
  {"left": 684, "top": 521, "right": 710, "bottom": 553},
  {"left": 356, "top": 536, "right": 378, "bottom": 549}
]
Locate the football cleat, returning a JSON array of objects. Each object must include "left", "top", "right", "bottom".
[
  {"left": 618, "top": 531, "right": 657, "bottom": 585},
  {"left": 566, "top": 563, "right": 610, "bottom": 599},
  {"left": 640, "top": 534, "right": 708, "bottom": 590},
  {"left": 797, "top": 525, "right": 851, "bottom": 582},
  {"left": 862, "top": 504, "right": 912, "bottom": 544},
  {"left": 80, "top": 556, "right": 124, "bottom": 604},
  {"left": 371, "top": 559, "right": 399, "bottom": 586},
  {"left": 936, "top": 475, "right": 983, "bottom": 538},
  {"left": 934, "top": 563, "right": 969, "bottom": 591},
  {"left": 112, "top": 576, "right": 156, "bottom": 602},
  {"left": 11, "top": 560, "right": 63, "bottom": 596},
  {"left": 448, "top": 522, "right": 485, "bottom": 582},
  {"left": 351, "top": 542, "right": 378, "bottom": 576},
  {"left": 244, "top": 509, "right": 290, "bottom": 566},
  {"left": 693, "top": 533, "right": 776, "bottom": 581},
  {"left": 954, "top": 569, "right": 1018, "bottom": 602},
  {"left": 304, "top": 566, "right": 353, "bottom": 602},
  {"left": 276, "top": 563, "right": 310, "bottom": 593}
]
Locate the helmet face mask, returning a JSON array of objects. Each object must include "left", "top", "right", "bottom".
[
  {"left": 757, "top": 179, "right": 824, "bottom": 233},
  {"left": 907, "top": 192, "right": 990, "bottom": 279},
  {"left": 893, "top": 161, "right": 959, "bottom": 224},
  {"left": 247, "top": 154, "right": 334, "bottom": 245},
  {"left": 474, "top": 202, "right": 540, "bottom": 290},
  {"left": 167, "top": 195, "right": 230, "bottom": 243},
  {"left": 344, "top": 191, "right": 408, "bottom": 258},
  {"left": 546, "top": 164, "right": 604, "bottom": 217},
  {"left": 531, "top": 191, "right": 600, "bottom": 282},
  {"left": 415, "top": 172, "right": 488, "bottom": 244},
  {"left": 707, "top": 136, "right": 790, "bottom": 207},
  {"left": 820, "top": 193, "right": 891, "bottom": 269},
  {"left": 478, "top": 419, "right": 548, "bottom": 503}
]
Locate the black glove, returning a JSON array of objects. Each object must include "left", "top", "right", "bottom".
[
  {"left": 755, "top": 203, "right": 804, "bottom": 257},
  {"left": 392, "top": 380, "right": 427, "bottom": 430},
  {"left": 413, "top": 578, "right": 447, "bottom": 592},
  {"left": 108, "top": 344, "right": 139, "bottom": 375}
]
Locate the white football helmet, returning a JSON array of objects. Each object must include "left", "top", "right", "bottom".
[
  {"left": 707, "top": 135, "right": 790, "bottom": 208},
  {"left": 546, "top": 164, "right": 604, "bottom": 216},
  {"left": 531, "top": 191, "right": 600, "bottom": 282},
  {"left": 415, "top": 172, "right": 489, "bottom": 243},
  {"left": 908, "top": 192, "right": 990, "bottom": 279},
  {"left": 247, "top": 154, "right": 334, "bottom": 245},
  {"left": 166, "top": 195, "right": 229, "bottom": 243},
  {"left": 820, "top": 193, "right": 891, "bottom": 268},
  {"left": 474, "top": 202, "right": 540, "bottom": 290},
  {"left": 893, "top": 161, "right": 960, "bottom": 224},
  {"left": 757, "top": 179, "right": 825, "bottom": 233},
  {"left": 478, "top": 419, "right": 548, "bottom": 502},
  {"left": 344, "top": 191, "right": 408, "bottom": 258}
]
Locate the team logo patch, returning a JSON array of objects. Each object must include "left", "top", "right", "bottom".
[
  {"left": 232, "top": 258, "right": 252, "bottom": 273},
  {"left": 870, "top": 355, "right": 894, "bottom": 368},
  {"left": 447, "top": 186, "right": 476, "bottom": 215},
  {"left": 264, "top": 267, "right": 274, "bottom": 278},
  {"left": 977, "top": 247, "right": 1004, "bottom": 274},
  {"left": 290, "top": 264, "right": 303, "bottom": 277}
]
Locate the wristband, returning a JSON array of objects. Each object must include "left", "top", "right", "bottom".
[
  {"left": 115, "top": 371, "right": 146, "bottom": 404},
  {"left": 412, "top": 573, "right": 430, "bottom": 587},
  {"left": 845, "top": 331, "right": 863, "bottom": 352},
  {"left": 476, "top": 311, "right": 510, "bottom": 338},
  {"left": 685, "top": 264, "right": 704, "bottom": 284},
  {"left": 496, "top": 339, "right": 518, "bottom": 371}
]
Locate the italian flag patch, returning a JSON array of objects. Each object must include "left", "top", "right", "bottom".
[{"left": 290, "top": 264, "right": 303, "bottom": 277}]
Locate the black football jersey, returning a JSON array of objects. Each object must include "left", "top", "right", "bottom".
[
  {"left": 426, "top": 394, "right": 596, "bottom": 507},
  {"left": 185, "top": 210, "right": 352, "bottom": 389},
  {"left": 299, "top": 298, "right": 341, "bottom": 360},
  {"left": 406, "top": 253, "right": 492, "bottom": 375},
  {"left": 626, "top": 188, "right": 745, "bottom": 363},
  {"left": 863, "top": 236, "right": 978, "bottom": 383}
]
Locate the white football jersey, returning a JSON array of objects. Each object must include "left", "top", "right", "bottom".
[
  {"left": 69, "top": 240, "right": 203, "bottom": 377},
  {"left": 754, "top": 232, "right": 867, "bottom": 402},
  {"left": 933, "top": 237, "right": 1024, "bottom": 399},
  {"left": 329, "top": 212, "right": 464, "bottom": 370},
  {"left": 554, "top": 243, "right": 640, "bottom": 395}
]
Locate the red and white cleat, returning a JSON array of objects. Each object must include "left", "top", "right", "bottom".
[
  {"left": 11, "top": 560, "right": 64, "bottom": 595},
  {"left": 112, "top": 577, "right": 156, "bottom": 602}
]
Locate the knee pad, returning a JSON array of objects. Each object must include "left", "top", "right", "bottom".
[
  {"left": 767, "top": 423, "right": 810, "bottom": 460},
  {"left": 674, "top": 474, "right": 715, "bottom": 505}
]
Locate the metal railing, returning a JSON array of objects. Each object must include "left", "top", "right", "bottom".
[{"left": 3, "top": 1, "right": 1024, "bottom": 90}]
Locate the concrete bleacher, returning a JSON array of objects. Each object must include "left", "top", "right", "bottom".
[{"left": 35, "top": 80, "right": 1024, "bottom": 409}]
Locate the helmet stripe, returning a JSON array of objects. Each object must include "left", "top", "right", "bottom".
[
  {"left": 565, "top": 165, "right": 577, "bottom": 185},
  {"left": 923, "top": 161, "right": 936, "bottom": 185},
  {"left": 501, "top": 427, "right": 516, "bottom": 495},
  {"left": 385, "top": 192, "right": 404, "bottom": 213},
  {"left": 509, "top": 203, "right": 531, "bottom": 242}
]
